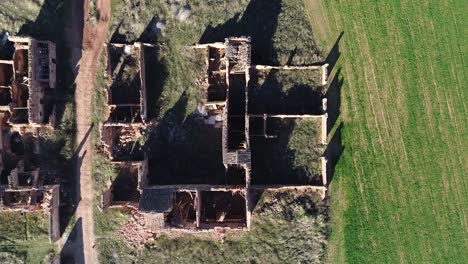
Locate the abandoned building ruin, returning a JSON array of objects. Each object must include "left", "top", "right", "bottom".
[
  {"left": 0, "top": 36, "right": 56, "bottom": 126},
  {"left": 0, "top": 36, "right": 60, "bottom": 242},
  {"left": 99, "top": 43, "right": 150, "bottom": 163},
  {"left": 100, "top": 37, "right": 329, "bottom": 232}
]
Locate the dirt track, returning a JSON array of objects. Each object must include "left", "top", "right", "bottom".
[{"left": 73, "top": 0, "right": 110, "bottom": 263}]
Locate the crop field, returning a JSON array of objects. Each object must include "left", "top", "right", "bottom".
[{"left": 305, "top": 0, "right": 467, "bottom": 263}]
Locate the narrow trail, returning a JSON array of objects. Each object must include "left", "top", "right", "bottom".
[{"left": 73, "top": 0, "right": 110, "bottom": 263}]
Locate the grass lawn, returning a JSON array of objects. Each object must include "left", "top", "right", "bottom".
[
  {"left": 0, "top": 211, "right": 56, "bottom": 263},
  {"left": 304, "top": 0, "right": 467, "bottom": 263}
]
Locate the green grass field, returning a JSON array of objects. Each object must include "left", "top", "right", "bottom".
[
  {"left": 0, "top": 211, "right": 56, "bottom": 263},
  {"left": 305, "top": 0, "right": 467, "bottom": 263}
]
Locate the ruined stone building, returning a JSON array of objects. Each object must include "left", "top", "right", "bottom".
[
  {"left": 0, "top": 36, "right": 60, "bottom": 242},
  {"left": 100, "top": 43, "right": 149, "bottom": 164},
  {"left": 0, "top": 36, "right": 56, "bottom": 126},
  {"left": 99, "top": 43, "right": 150, "bottom": 211},
  {"left": 100, "top": 37, "right": 329, "bottom": 232}
]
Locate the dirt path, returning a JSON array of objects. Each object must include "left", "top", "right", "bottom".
[{"left": 73, "top": 0, "right": 110, "bottom": 263}]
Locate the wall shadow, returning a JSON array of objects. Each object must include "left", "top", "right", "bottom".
[
  {"left": 325, "top": 31, "right": 344, "bottom": 73},
  {"left": 138, "top": 16, "right": 165, "bottom": 44},
  {"left": 326, "top": 68, "right": 343, "bottom": 133},
  {"left": 60, "top": 217, "right": 84, "bottom": 264},
  {"left": 109, "top": 20, "right": 126, "bottom": 43},
  {"left": 326, "top": 122, "right": 344, "bottom": 186},
  {"left": 144, "top": 45, "right": 168, "bottom": 119}
]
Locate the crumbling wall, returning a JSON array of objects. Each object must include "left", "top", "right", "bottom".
[
  {"left": 48, "top": 185, "right": 60, "bottom": 242},
  {"left": 100, "top": 124, "right": 144, "bottom": 161},
  {"left": 0, "top": 36, "right": 57, "bottom": 126},
  {"left": 101, "top": 187, "right": 112, "bottom": 210},
  {"left": 103, "top": 43, "right": 153, "bottom": 124},
  {"left": 138, "top": 159, "right": 148, "bottom": 190},
  {"left": 138, "top": 43, "right": 147, "bottom": 120}
]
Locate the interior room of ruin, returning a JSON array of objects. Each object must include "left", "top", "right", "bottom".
[
  {"left": 165, "top": 191, "right": 197, "bottom": 229},
  {"left": 1, "top": 189, "right": 43, "bottom": 208},
  {"left": 108, "top": 105, "right": 143, "bottom": 123},
  {"left": 105, "top": 44, "right": 146, "bottom": 123},
  {"left": 111, "top": 163, "right": 141, "bottom": 203},
  {"left": 225, "top": 164, "right": 247, "bottom": 185},
  {"left": 207, "top": 46, "right": 227, "bottom": 102},
  {"left": 199, "top": 191, "right": 246, "bottom": 229},
  {"left": 0, "top": 63, "right": 13, "bottom": 88},
  {"left": 101, "top": 125, "right": 145, "bottom": 161}
]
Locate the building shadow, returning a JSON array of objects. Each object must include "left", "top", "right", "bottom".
[
  {"left": 326, "top": 122, "right": 344, "bottom": 186},
  {"left": 138, "top": 16, "right": 165, "bottom": 44},
  {"left": 249, "top": 69, "right": 325, "bottom": 115},
  {"left": 326, "top": 67, "right": 343, "bottom": 133},
  {"left": 325, "top": 31, "right": 344, "bottom": 73},
  {"left": 109, "top": 20, "right": 126, "bottom": 43},
  {"left": 143, "top": 45, "right": 168, "bottom": 119},
  {"left": 199, "top": 0, "right": 282, "bottom": 65},
  {"left": 11, "top": 0, "right": 85, "bottom": 237},
  {"left": 60, "top": 217, "right": 84, "bottom": 264}
]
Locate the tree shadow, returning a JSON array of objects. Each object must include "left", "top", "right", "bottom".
[
  {"left": 199, "top": 0, "right": 282, "bottom": 65},
  {"left": 326, "top": 67, "right": 343, "bottom": 133},
  {"left": 325, "top": 31, "right": 344, "bottom": 73},
  {"left": 326, "top": 122, "right": 344, "bottom": 186}
]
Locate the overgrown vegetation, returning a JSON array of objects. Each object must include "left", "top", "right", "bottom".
[
  {"left": 98, "top": 190, "right": 328, "bottom": 264},
  {"left": 251, "top": 118, "right": 324, "bottom": 185},
  {"left": 249, "top": 68, "right": 324, "bottom": 114},
  {"left": 94, "top": 208, "right": 130, "bottom": 237},
  {"left": 0, "top": 212, "right": 56, "bottom": 263},
  {"left": 91, "top": 56, "right": 117, "bottom": 196},
  {"left": 92, "top": 0, "right": 329, "bottom": 262},
  {"left": 109, "top": 0, "right": 323, "bottom": 119},
  {"left": 305, "top": 0, "right": 467, "bottom": 263}
]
